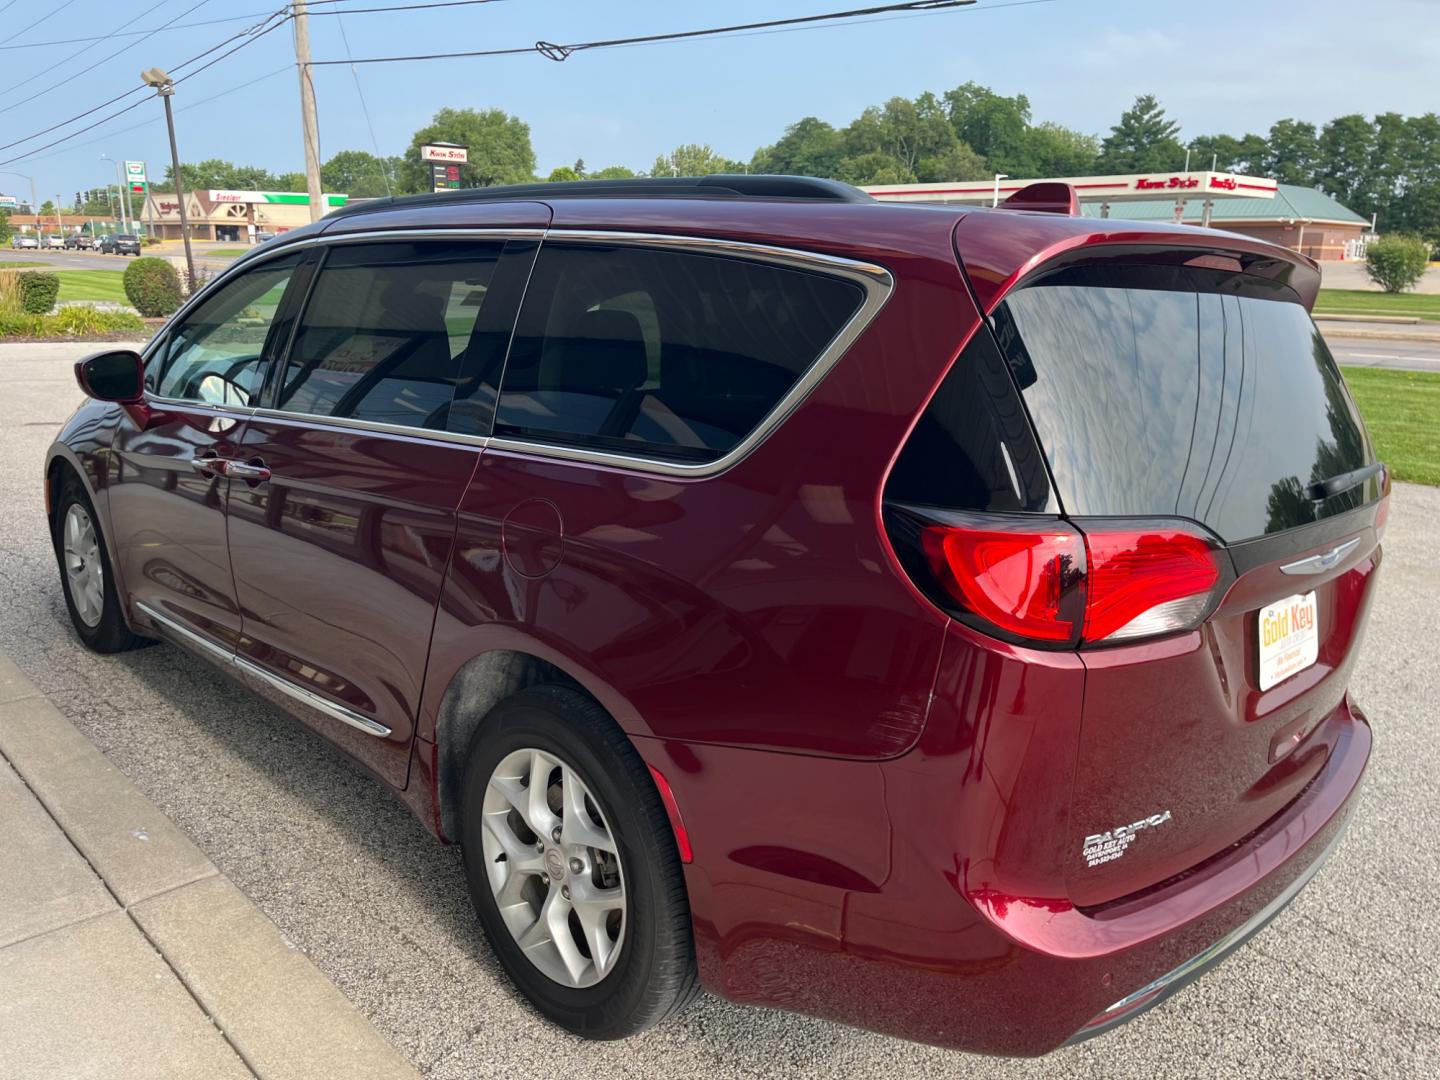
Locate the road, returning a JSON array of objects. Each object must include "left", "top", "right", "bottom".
[
  {"left": 1, "top": 343, "right": 1436, "bottom": 1079},
  {"left": 1326, "top": 335, "right": 1440, "bottom": 371},
  {"left": 2, "top": 244, "right": 242, "bottom": 273}
]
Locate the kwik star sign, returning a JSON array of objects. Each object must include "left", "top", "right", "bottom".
[{"left": 422, "top": 143, "right": 469, "bottom": 192}]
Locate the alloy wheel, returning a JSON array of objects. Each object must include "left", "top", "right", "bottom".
[
  {"left": 481, "top": 747, "right": 627, "bottom": 988},
  {"left": 63, "top": 504, "right": 104, "bottom": 628}
]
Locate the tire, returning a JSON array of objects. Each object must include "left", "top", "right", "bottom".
[
  {"left": 53, "top": 474, "right": 145, "bottom": 654},
  {"left": 459, "top": 684, "right": 698, "bottom": 1039}
]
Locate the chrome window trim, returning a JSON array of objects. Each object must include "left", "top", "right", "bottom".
[
  {"left": 142, "top": 225, "right": 894, "bottom": 477},
  {"left": 134, "top": 600, "right": 392, "bottom": 738}
]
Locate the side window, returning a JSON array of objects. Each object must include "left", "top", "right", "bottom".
[
  {"left": 146, "top": 256, "right": 301, "bottom": 405},
  {"left": 275, "top": 240, "right": 504, "bottom": 429},
  {"left": 494, "top": 244, "right": 865, "bottom": 463}
]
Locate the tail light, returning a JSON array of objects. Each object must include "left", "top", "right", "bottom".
[{"left": 889, "top": 507, "right": 1227, "bottom": 649}]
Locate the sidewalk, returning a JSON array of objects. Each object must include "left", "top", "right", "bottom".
[
  {"left": 1320, "top": 318, "right": 1440, "bottom": 345},
  {"left": 0, "top": 652, "right": 420, "bottom": 1080}
]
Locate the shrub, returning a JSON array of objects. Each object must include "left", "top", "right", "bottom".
[
  {"left": 17, "top": 270, "right": 59, "bottom": 314},
  {"left": 0, "top": 305, "right": 146, "bottom": 338},
  {"left": 123, "top": 257, "right": 184, "bottom": 316},
  {"left": 49, "top": 305, "right": 145, "bottom": 336},
  {"left": 1365, "top": 234, "right": 1431, "bottom": 293}
]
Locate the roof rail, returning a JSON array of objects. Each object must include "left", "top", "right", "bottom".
[
  {"left": 1002, "top": 182, "right": 1080, "bottom": 216},
  {"left": 328, "top": 174, "right": 873, "bottom": 219}
]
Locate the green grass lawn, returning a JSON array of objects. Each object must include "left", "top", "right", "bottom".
[
  {"left": 1342, "top": 366, "right": 1440, "bottom": 486},
  {"left": 0, "top": 260, "right": 53, "bottom": 268},
  {"left": 54, "top": 269, "right": 129, "bottom": 304},
  {"left": 1316, "top": 289, "right": 1440, "bottom": 321},
  {"left": 208, "top": 247, "right": 249, "bottom": 257}
]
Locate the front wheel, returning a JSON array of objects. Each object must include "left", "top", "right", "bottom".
[
  {"left": 459, "top": 685, "right": 698, "bottom": 1039},
  {"left": 53, "top": 475, "right": 144, "bottom": 653}
]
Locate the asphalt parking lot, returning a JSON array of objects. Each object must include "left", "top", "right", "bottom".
[{"left": 1, "top": 342, "right": 1436, "bottom": 1078}]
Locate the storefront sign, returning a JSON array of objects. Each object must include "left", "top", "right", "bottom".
[
  {"left": 420, "top": 143, "right": 469, "bottom": 163},
  {"left": 1135, "top": 176, "right": 1200, "bottom": 190}
]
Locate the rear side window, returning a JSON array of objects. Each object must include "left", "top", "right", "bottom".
[
  {"left": 994, "top": 265, "right": 1375, "bottom": 541},
  {"left": 275, "top": 240, "right": 504, "bottom": 429},
  {"left": 494, "top": 243, "right": 864, "bottom": 462}
]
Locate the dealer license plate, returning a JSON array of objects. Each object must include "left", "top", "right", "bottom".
[{"left": 1258, "top": 591, "right": 1319, "bottom": 691}]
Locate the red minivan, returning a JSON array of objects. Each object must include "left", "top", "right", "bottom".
[{"left": 47, "top": 175, "right": 1382, "bottom": 1055}]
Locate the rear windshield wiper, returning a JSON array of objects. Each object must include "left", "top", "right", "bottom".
[{"left": 1306, "top": 461, "right": 1385, "bottom": 501}]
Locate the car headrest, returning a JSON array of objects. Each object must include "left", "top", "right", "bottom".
[{"left": 547, "top": 308, "right": 648, "bottom": 395}]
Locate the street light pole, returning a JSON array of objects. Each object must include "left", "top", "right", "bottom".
[
  {"left": 992, "top": 173, "right": 1009, "bottom": 207},
  {"left": 142, "top": 67, "right": 196, "bottom": 290},
  {"left": 100, "top": 154, "right": 129, "bottom": 233}
]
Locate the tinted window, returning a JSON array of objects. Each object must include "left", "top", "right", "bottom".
[
  {"left": 494, "top": 244, "right": 864, "bottom": 462},
  {"left": 886, "top": 328, "right": 1054, "bottom": 512},
  {"left": 147, "top": 256, "right": 301, "bottom": 406},
  {"left": 276, "top": 241, "right": 503, "bottom": 429},
  {"left": 995, "top": 267, "right": 1375, "bottom": 541}
]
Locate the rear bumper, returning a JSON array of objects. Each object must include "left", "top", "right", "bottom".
[
  {"left": 1064, "top": 803, "right": 1355, "bottom": 1046},
  {"left": 652, "top": 691, "right": 1369, "bottom": 1056}
]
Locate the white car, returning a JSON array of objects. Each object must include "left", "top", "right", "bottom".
[
  {"left": 9, "top": 234, "right": 39, "bottom": 249},
  {"left": 44, "top": 234, "right": 66, "bottom": 250}
]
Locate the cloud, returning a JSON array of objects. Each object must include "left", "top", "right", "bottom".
[{"left": 1078, "top": 28, "right": 1182, "bottom": 69}]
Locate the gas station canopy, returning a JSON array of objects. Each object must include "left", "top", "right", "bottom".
[{"left": 864, "top": 171, "right": 1279, "bottom": 206}]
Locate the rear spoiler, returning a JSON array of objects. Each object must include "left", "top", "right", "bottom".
[
  {"left": 953, "top": 212, "right": 1323, "bottom": 314},
  {"left": 1002, "top": 183, "right": 1080, "bottom": 216}
]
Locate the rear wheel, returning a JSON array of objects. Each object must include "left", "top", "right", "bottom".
[
  {"left": 53, "top": 475, "right": 144, "bottom": 653},
  {"left": 459, "top": 685, "right": 698, "bottom": 1039}
]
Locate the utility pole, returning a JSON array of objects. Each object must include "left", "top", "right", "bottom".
[
  {"left": 142, "top": 68, "right": 196, "bottom": 290},
  {"left": 293, "top": 2, "right": 324, "bottom": 223},
  {"left": 101, "top": 154, "right": 128, "bottom": 233}
]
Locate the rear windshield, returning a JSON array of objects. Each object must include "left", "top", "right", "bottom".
[{"left": 993, "top": 265, "right": 1375, "bottom": 542}]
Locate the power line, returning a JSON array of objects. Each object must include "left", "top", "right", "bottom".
[
  {"left": 0, "top": 7, "right": 289, "bottom": 157},
  {"left": 0, "top": 10, "right": 292, "bottom": 166},
  {"left": 0, "top": 10, "right": 278, "bottom": 52},
  {"left": 0, "top": 0, "right": 206, "bottom": 110},
  {"left": 13, "top": 64, "right": 294, "bottom": 168},
  {"left": 334, "top": 9, "right": 394, "bottom": 195},
  {"left": 305, "top": 0, "right": 507, "bottom": 15},
  {"left": 7, "top": 0, "right": 82, "bottom": 46},
  {"left": 308, "top": 0, "right": 979, "bottom": 66}
]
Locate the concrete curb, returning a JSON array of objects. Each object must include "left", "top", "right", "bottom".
[
  {"left": 1321, "top": 327, "right": 1440, "bottom": 344},
  {"left": 0, "top": 651, "right": 420, "bottom": 1080}
]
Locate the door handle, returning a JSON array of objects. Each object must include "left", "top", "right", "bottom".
[
  {"left": 189, "top": 456, "right": 221, "bottom": 475},
  {"left": 221, "top": 460, "right": 271, "bottom": 482}
]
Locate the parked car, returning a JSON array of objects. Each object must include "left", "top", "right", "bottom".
[
  {"left": 97, "top": 233, "right": 141, "bottom": 255},
  {"left": 9, "top": 234, "right": 38, "bottom": 249},
  {"left": 43, "top": 233, "right": 66, "bottom": 250},
  {"left": 63, "top": 233, "right": 96, "bottom": 250},
  {"left": 47, "top": 175, "right": 1382, "bottom": 1056}
]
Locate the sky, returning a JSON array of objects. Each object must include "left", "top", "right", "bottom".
[{"left": 1, "top": 0, "right": 1437, "bottom": 203}]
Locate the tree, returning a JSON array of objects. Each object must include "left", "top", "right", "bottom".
[
  {"left": 0, "top": 208, "right": 11, "bottom": 244},
  {"left": 321, "top": 149, "right": 398, "bottom": 197},
  {"left": 836, "top": 150, "right": 915, "bottom": 186},
  {"left": 943, "top": 82, "right": 1032, "bottom": 174},
  {"left": 650, "top": 143, "right": 739, "bottom": 176},
  {"left": 589, "top": 165, "right": 637, "bottom": 180},
  {"left": 842, "top": 95, "right": 958, "bottom": 179},
  {"left": 1024, "top": 122, "right": 1099, "bottom": 176},
  {"left": 1097, "top": 94, "right": 1184, "bottom": 173},
  {"left": 752, "top": 116, "right": 844, "bottom": 177},
  {"left": 1316, "top": 115, "right": 1376, "bottom": 209},
  {"left": 273, "top": 172, "right": 308, "bottom": 193},
  {"left": 400, "top": 107, "right": 536, "bottom": 192},
  {"left": 917, "top": 141, "right": 988, "bottom": 183},
  {"left": 1261, "top": 119, "right": 1319, "bottom": 186},
  {"left": 1364, "top": 234, "right": 1431, "bottom": 292},
  {"left": 546, "top": 165, "right": 583, "bottom": 182},
  {"left": 38, "top": 199, "right": 56, "bottom": 216},
  {"left": 1188, "top": 132, "right": 1266, "bottom": 173}
]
